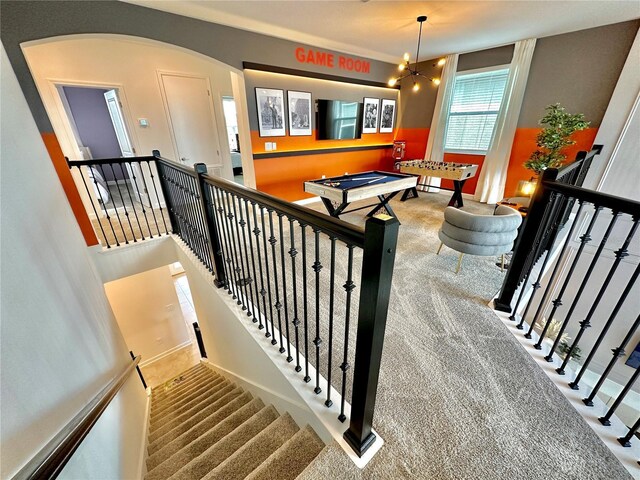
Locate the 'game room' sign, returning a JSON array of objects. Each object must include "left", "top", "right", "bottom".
[{"left": 295, "top": 47, "right": 371, "bottom": 73}]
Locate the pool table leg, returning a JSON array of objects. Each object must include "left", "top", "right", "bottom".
[
  {"left": 367, "top": 192, "right": 399, "bottom": 218},
  {"left": 321, "top": 197, "right": 349, "bottom": 218}
]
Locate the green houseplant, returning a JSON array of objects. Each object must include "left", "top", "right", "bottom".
[{"left": 524, "top": 104, "right": 590, "bottom": 174}]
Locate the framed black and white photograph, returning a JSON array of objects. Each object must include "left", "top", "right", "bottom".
[
  {"left": 287, "top": 90, "right": 312, "bottom": 136},
  {"left": 362, "top": 97, "right": 379, "bottom": 134},
  {"left": 379, "top": 99, "right": 396, "bottom": 133},
  {"left": 256, "top": 87, "right": 286, "bottom": 137}
]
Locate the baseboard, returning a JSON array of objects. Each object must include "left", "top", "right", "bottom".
[
  {"left": 137, "top": 386, "right": 152, "bottom": 479},
  {"left": 139, "top": 341, "right": 192, "bottom": 368}
]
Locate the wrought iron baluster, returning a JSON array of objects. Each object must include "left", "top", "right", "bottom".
[
  {"left": 223, "top": 191, "right": 244, "bottom": 305},
  {"left": 278, "top": 213, "right": 293, "bottom": 362},
  {"left": 98, "top": 164, "right": 129, "bottom": 244},
  {"left": 251, "top": 203, "right": 269, "bottom": 334},
  {"left": 338, "top": 245, "right": 355, "bottom": 422},
  {"left": 146, "top": 160, "right": 169, "bottom": 234},
  {"left": 171, "top": 170, "right": 193, "bottom": 252},
  {"left": 555, "top": 210, "right": 621, "bottom": 374},
  {"left": 326, "top": 237, "right": 337, "bottom": 407},
  {"left": 192, "top": 175, "right": 215, "bottom": 272},
  {"left": 268, "top": 210, "right": 286, "bottom": 353},
  {"left": 181, "top": 174, "right": 204, "bottom": 262},
  {"left": 617, "top": 414, "right": 640, "bottom": 447},
  {"left": 117, "top": 163, "right": 144, "bottom": 240},
  {"left": 301, "top": 223, "right": 311, "bottom": 383},
  {"left": 260, "top": 207, "right": 277, "bottom": 343},
  {"left": 127, "top": 161, "right": 153, "bottom": 238},
  {"left": 568, "top": 215, "right": 639, "bottom": 389},
  {"left": 289, "top": 219, "right": 301, "bottom": 372},
  {"left": 107, "top": 163, "right": 136, "bottom": 242},
  {"left": 185, "top": 175, "right": 209, "bottom": 269},
  {"left": 76, "top": 165, "right": 110, "bottom": 248},
  {"left": 312, "top": 228, "right": 323, "bottom": 395},
  {"left": 591, "top": 312, "right": 640, "bottom": 414},
  {"left": 528, "top": 200, "right": 586, "bottom": 344},
  {"left": 233, "top": 193, "right": 254, "bottom": 317},
  {"left": 213, "top": 186, "right": 237, "bottom": 297},
  {"left": 544, "top": 206, "right": 601, "bottom": 361},
  {"left": 243, "top": 197, "right": 261, "bottom": 325},
  {"left": 512, "top": 196, "right": 557, "bottom": 328},
  {"left": 140, "top": 162, "right": 163, "bottom": 236}
]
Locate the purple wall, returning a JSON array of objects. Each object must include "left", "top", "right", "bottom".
[{"left": 63, "top": 86, "right": 125, "bottom": 180}]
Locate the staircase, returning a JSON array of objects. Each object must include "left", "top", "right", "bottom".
[{"left": 144, "top": 363, "right": 325, "bottom": 480}]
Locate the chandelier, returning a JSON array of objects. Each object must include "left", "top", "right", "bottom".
[{"left": 388, "top": 15, "right": 445, "bottom": 91}]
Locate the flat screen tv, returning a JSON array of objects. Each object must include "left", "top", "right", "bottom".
[{"left": 316, "top": 99, "right": 363, "bottom": 140}]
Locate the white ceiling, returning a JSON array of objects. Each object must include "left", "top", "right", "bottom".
[{"left": 124, "top": 1, "right": 640, "bottom": 63}]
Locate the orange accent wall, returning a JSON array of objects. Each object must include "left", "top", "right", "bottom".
[
  {"left": 503, "top": 128, "right": 599, "bottom": 197},
  {"left": 41, "top": 133, "right": 99, "bottom": 246},
  {"left": 254, "top": 148, "right": 395, "bottom": 202}
]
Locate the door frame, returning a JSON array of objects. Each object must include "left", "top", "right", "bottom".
[
  {"left": 47, "top": 79, "right": 142, "bottom": 218},
  {"left": 156, "top": 69, "right": 232, "bottom": 179}
]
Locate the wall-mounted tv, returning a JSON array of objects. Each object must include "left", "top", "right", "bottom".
[{"left": 316, "top": 99, "right": 363, "bottom": 140}]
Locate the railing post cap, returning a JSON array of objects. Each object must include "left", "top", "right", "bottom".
[
  {"left": 366, "top": 213, "right": 400, "bottom": 227},
  {"left": 152, "top": 149, "right": 161, "bottom": 157},
  {"left": 194, "top": 163, "right": 208, "bottom": 174}
]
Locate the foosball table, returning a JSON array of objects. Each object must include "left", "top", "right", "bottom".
[{"left": 395, "top": 160, "right": 479, "bottom": 207}]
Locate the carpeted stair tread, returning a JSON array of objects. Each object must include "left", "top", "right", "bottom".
[
  {"left": 150, "top": 376, "right": 226, "bottom": 420},
  {"left": 149, "top": 402, "right": 276, "bottom": 480},
  {"left": 150, "top": 380, "right": 231, "bottom": 432},
  {"left": 145, "top": 394, "right": 259, "bottom": 473},
  {"left": 199, "top": 413, "right": 299, "bottom": 480},
  {"left": 244, "top": 425, "right": 325, "bottom": 480},
  {"left": 149, "top": 382, "right": 235, "bottom": 439},
  {"left": 151, "top": 370, "right": 216, "bottom": 409},
  {"left": 151, "top": 363, "right": 207, "bottom": 401},
  {"left": 151, "top": 371, "right": 222, "bottom": 414},
  {"left": 148, "top": 387, "right": 244, "bottom": 454},
  {"left": 151, "top": 370, "right": 219, "bottom": 410}
]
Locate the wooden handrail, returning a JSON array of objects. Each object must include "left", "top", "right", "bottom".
[{"left": 12, "top": 356, "right": 141, "bottom": 480}]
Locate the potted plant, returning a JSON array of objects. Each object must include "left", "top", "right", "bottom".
[{"left": 524, "top": 104, "right": 590, "bottom": 175}]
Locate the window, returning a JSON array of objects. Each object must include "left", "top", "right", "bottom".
[{"left": 444, "top": 67, "right": 509, "bottom": 154}]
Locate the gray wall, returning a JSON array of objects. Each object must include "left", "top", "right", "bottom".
[
  {"left": 517, "top": 20, "right": 639, "bottom": 127},
  {"left": 0, "top": 0, "right": 397, "bottom": 133}
]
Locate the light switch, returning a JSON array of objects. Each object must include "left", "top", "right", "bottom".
[
  {"left": 272, "top": 142, "right": 277, "bottom": 150},
  {"left": 138, "top": 118, "right": 149, "bottom": 127},
  {"left": 265, "top": 142, "right": 273, "bottom": 151}
]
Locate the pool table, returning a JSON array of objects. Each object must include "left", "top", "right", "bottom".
[{"left": 304, "top": 171, "right": 417, "bottom": 219}]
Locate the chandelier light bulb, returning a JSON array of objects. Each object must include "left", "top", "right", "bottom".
[
  {"left": 388, "top": 78, "right": 397, "bottom": 87},
  {"left": 413, "top": 82, "right": 420, "bottom": 92},
  {"left": 398, "top": 63, "right": 405, "bottom": 71},
  {"left": 403, "top": 52, "right": 410, "bottom": 62},
  {"left": 432, "top": 78, "right": 441, "bottom": 86},
  {"left": 437, "top": 58, "right": 446, "bottom": 66}
]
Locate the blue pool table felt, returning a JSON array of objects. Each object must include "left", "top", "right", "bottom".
[{"left": 309, "top": 171, "right": 409, "bottom": 190}]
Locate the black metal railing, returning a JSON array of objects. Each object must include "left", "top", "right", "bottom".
[
  {"left": 494, "top": 164, "right": 640, "bottom": 448},
  {"left": 12, "top": 355, "right": 141, "bottom": 480},
  {"left": 197, "top": 165, "right": 398, "bottom": 457},
  {"left": 69, "top": 152, "right": 399, "bottom": 457},
  {"left": 67, "top": 156, "right": 171, "bottom": 248}
]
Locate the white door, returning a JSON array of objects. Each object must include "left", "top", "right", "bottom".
[
  {"left": 103, "top": 89, "right": 146, "bottom": 204},
  {"left": 104, "top": 89, "right": 135, "bottom": 157},
  {"left": 160, "top": 74, "right": 225, "bottom": 177}
]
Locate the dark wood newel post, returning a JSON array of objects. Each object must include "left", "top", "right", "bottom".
[
  {"left": 194, "top": 163, "right": 227, "bottom": 288},
  {"left": 344, "top": 214, "right": 399, "bottom": 457},
  {"left": 152, "top": 150, "right": 179, "bottom": 235},
  {"left": 494, "top": 168, "right": 559, "bottom": 312}
]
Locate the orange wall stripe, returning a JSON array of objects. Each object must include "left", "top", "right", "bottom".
[{"left": 41, "top": 133, "right": 99, "bottom": 246}]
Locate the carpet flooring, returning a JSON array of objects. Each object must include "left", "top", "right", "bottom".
[
  {"left": 273, "top": 193, "right": 631, "bottom": 480},
  {"left": 144, "top": 364, "right": 324, "bottom": 480}
]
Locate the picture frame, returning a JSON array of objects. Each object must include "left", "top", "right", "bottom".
[
  {"left": 379, "top": 99, "right": 396, "bottom": 133},
  {"left": 287, "top": 90, "right": 312, "bottom": 136},
  {"left": 255, "top": 87, "right": 286, "bottom": 137},
  {"left": 362, "top": 97, "right": 380, "bottom": 134}
]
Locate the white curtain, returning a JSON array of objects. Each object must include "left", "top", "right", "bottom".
[
  {"left": 474, "top": 38, "right": 537, "bottom": 203},
  {"left": 421, "top": 53, "right": 459, "bottom": 191}
]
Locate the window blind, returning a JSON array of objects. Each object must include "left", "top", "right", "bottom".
[{"left": 444, "top": 68, "right": 509, "bottom": 153}]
